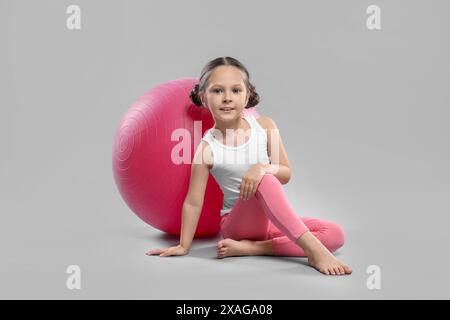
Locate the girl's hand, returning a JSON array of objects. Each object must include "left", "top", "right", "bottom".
[
  {"left": 239, "top": 163, "right": 266, "bottom": 200},
  {"left": 146, "top": 244, "right": 189, "bottom": 257}
]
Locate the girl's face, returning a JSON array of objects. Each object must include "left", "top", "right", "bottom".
[{"left": 199, "top": 65, "right": 249, "bottom": 121}]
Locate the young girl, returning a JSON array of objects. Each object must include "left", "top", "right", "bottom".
[{"left": 147, "top": 57, "right": 352, "bottom": 276}]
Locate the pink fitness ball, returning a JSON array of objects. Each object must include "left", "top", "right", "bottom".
[{"left": 112, "top": 78, "right": 260, "bottom": 236}]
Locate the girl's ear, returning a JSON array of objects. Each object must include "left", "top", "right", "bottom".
[
  {"left": 199, "top": 92, "right": 205, "bottom": 106},
  {"left": 199, "top": 92, "right": 207, "bottom": 107}
]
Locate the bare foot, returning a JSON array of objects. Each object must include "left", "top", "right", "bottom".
[
  {"left": 298, "top": 232, "right": 352, "bottom": 275},
  {"left": 307, "top": 248, "right": 352, "bottom": 275},
  {"left": 217, "top": 238, "right": 265, "bottom": 258}
]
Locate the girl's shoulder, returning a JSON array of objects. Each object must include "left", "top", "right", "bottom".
[
  {"left": 194, "top": 139, "right": 214, "bottom": 170},
  {"left": 254, "top": 115, "right": 277, "bottom": 131}
]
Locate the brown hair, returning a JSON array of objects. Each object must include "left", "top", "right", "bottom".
[{"left": 189, "top": 56, "right": 260, "bottom": 108}]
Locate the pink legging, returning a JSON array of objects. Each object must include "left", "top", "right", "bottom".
[{"left": 220, "top": 174, "right": 345, "bottom": 256}]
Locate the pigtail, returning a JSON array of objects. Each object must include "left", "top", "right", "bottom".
[
  {"left": 246, "top": 83, "right": 260, "bottom": 108},
  {"left": 189, "top": 83, "right": 203, "bottom": 106}
]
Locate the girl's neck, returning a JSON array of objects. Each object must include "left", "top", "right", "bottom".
[{"left": 213, "top": 115, "right": 247, "bottom": 138}]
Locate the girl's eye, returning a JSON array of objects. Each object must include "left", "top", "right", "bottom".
[{"left": 211, "top": 88, "right": 241, "bottom": 94}]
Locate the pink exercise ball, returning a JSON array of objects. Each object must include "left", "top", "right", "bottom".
[{"left": 112, "top": 78, "right": 260, "bottom": 237}]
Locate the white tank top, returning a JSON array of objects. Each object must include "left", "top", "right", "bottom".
[{"left": 201, "top": 113, "right": 271, "bottom": 216}]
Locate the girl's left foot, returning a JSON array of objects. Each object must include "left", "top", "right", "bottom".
[{"left": 217, "top": 238, "right": 270, "bottom": 258}]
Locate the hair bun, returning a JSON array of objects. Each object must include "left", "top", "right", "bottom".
[
  {"left": 246, "top": 83, "right": 260, "bottom": 108},
  {"left": 189, "top": 83, "right": 202, "bottom": 106}
]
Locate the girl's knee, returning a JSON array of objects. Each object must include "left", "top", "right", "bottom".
[
  {"left": 255, "top": 174, "right": 280, "bottom": 198},
  {"left": 321, "top": 221, "right": 345, "bottom": 252},
  {"left": 329, "top": 222, "right": 345, "bottom": 252}
]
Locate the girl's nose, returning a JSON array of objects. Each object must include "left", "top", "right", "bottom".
[{"left": 223, "top": 90, "right": 232, "bottom": 102}]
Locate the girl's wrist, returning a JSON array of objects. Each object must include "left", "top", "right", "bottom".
[
  {"left": 258, "top": 163, "right": 269, "bottom": 175},
  {"left": 179, "top": 243, "right": 190, "bottom": 252}
]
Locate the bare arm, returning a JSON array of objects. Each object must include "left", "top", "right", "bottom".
[
  {"left": 147, "top": 141, "right": 212, "bottom": 257},
  {"left": 257, "top": 117, "right": 292, "bottom": 185},
  {"left": 179, "top": 142, "right": 212, "bottom": 251}
]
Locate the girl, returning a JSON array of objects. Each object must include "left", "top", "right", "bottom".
[{"left": 147, "top": 57, "right": 352, "bottom": 276}]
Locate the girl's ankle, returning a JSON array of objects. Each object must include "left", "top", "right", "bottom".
[{"left": 297, "top": 231, "right": 321, "bottom": 256}]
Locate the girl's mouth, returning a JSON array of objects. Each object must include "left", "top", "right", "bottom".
[{"left": 219, "top": 107, "right": 235, "bottom": 113}]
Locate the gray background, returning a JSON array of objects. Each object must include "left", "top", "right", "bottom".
[{"left": 0, "top": 0, "right": 449, "bottom": 299}]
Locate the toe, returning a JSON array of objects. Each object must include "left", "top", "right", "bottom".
[
  {"left": 321, "top": 267, "right": 329, "bottom": 275},
  {"left": 338, "top": 266, "right": 345, "bottom": 275},
  {"left": 316, "top": 266, "right": 325, "bottom": 274},
  {"left": 332, "top": 266, "right": 339, "bottom": 275},
  {"left": 329, "top": 267, "right": 336, "bottom": 275},
  {"left": 334, "top": 266, "right": 341, "bottom": 275},
  {"left": 344, "top": 265, "right": 353, "bottom": 274}
]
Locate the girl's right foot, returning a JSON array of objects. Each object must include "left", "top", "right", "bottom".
[{"left": 217, "top": 238, "right": 271, "bottom": 258}]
